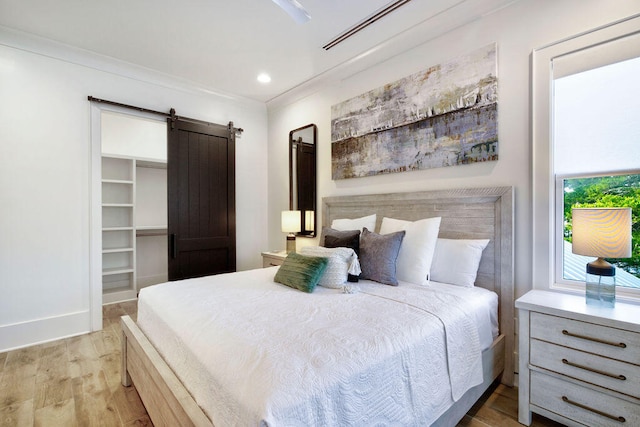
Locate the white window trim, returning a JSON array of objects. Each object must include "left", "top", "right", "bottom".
[{"left": 532, "top": 14, "right": 640, "bottom": 303}]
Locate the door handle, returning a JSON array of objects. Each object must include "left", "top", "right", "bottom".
[{"left": 170, "top": 234, "right": 177, "bottom": 259}]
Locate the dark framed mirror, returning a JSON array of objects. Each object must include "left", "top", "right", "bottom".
[{"left": 289, "top": 124, "right": 317, "bottom": 237}]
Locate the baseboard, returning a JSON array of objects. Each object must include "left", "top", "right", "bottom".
[
  {"left": 0, "top": 310, "right": 91, "bottom": 352},
  {"left": 137, "top": 274, "right": 168, "bottom": 289},
  {"left": 103, "top": 289, "right": 137, "bottom": 305}
]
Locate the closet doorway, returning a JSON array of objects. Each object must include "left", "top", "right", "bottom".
[
  {"left": 99, "top": 110, "right": 168, "bottom": 305},
  {"left": 90, "top": 104, "right": 237, "bottom": 330}
]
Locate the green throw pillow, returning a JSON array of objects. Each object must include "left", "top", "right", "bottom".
[{"left": 274, "top": 252, "right": 329, "bottom": 293}]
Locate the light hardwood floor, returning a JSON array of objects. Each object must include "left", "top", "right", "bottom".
[{"left": 0, "top": 301, "right": 565, "bottom": 427}]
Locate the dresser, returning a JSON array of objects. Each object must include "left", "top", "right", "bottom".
[
  {"left": 261, "top": 251, "right": 287, "bottom": 267},
  {"left": 516, "top": 290, "right": 640, "bottom": 427}
]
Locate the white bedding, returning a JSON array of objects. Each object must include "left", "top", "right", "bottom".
[{"left": 137, "top": 267, "right": 498, "bottom": 427}]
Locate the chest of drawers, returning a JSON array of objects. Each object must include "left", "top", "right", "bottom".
[
  {"left": 516, "top": 290, "right": 640, "bottom": 426},
  {"left": 261, "top": 250, "right": 287, "bottom": 267}
]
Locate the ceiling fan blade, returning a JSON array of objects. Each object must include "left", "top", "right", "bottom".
[{"left": 271, "top": 0, "right": 311, "bottom": 24}]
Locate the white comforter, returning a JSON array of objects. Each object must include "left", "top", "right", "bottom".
[{"left": 137, "top": 267, "right": 493, "bottom": 426}]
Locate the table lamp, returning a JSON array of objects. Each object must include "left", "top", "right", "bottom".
[
  {"left": 281, "top": 210, "right": 301, "bottom": 253},
  {"left": 572, "top": 207, "right": 632, "bottom": 307}
]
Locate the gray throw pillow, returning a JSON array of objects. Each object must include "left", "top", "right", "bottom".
[
  {"left": 321, "top": 227, "right": 360, "bottom": 253},
  {"left": 359, "top": 227, "right": 406, "bottom": 286}
]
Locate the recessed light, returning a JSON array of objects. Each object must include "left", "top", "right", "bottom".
[{"left": 257, "top": 73, "right": 272, "bottom": 84}]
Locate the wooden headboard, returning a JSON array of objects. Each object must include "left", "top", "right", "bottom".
[{"left": 322, "top": 186, "right": 514, "bottom": 385}]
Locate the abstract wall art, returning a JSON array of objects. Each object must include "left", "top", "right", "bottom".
[{"left": 331, "top": 43, "right": 498, "bottom": 180}]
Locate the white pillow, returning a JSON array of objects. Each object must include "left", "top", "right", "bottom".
[
  {"left": 430, "top": 238, "right": 490, "bottom": 287},
  {"left": 379, "top": 216, "right": 441, "bottom": 286},
  {"left": 331, "top": 214, "right": 376, "bottom": 233},
  {"left": 299, "top": 246, "right": 361, "bottom": 289}
]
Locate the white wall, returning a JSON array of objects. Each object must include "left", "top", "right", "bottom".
[
  {"left": 267, "top": 0, "right": 640, "bottom": 301},
  {"left": 0, "top": 31, "right": 269, "bottom": 351},
  {"left": 101, "top": 110, "right": 167, "bottom": 161}
]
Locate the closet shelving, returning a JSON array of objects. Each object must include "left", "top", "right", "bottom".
[
  {"left": 102, "top": 156, "right": 136, "bottom": 303},
  {"left": 101, "top": 154, "right": 167, "bottom": 304}
]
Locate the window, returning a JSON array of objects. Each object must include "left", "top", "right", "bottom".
[
  {"left": 554, "top": 58, "right": 640, "bottom": 291},
  {"left": 532, "top": 16, "right": 640, "bottom": 301}
]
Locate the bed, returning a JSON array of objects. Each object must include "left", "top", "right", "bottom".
[{"left": 120, "top": 186, "right": 514, "bottom": 427}]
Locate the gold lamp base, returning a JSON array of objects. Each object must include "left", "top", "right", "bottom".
[{"left": 286, "top": 234, "right": 296, "bottom": 253}]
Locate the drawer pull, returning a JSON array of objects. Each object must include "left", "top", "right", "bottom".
[
  {"left": 562, "top": 329, "right": 627, "bottom": 348},
  {"left": 562, "top": 358, "right": 627, "bottom": 380},
  {"left": 562, "top": 396, "right": 626, "bottom": 423}
]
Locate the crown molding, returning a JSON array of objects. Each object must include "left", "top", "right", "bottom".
[{"left": 0, "top": 25, "right": 263, "bottom": 108}]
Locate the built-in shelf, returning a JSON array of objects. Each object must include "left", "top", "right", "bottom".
[
  {"left": 137, "top": 159, "right": 167, "bottom": 169},
  {"left": 137, "top": 225, "right": 167, "bottom": 230},
  {"left": 102, "top": 179, "right": 134, "bottom": 185},
  {"left": 102, "top": 247, "right": 134, "bottom": 254},
  {"left": 103, "top": 286, "right": 135, "bottom": 295},
  {"left": 102, "top": 267, "right": 135, "bottom": 276},
  {"left": 136, "top": 225, "right": 167, "bottom": 237},
  {"left": 101, "top": 155, "right": 136, "bottom": 300},
  {"left": 101, "top": 154, "right": 168, "bottom": 304}
]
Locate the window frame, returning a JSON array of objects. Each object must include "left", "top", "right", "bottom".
[{"left": 531, "top": 14, "right": 640, "bottom": 302}]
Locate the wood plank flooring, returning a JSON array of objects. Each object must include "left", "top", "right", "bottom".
[
  {"left": 0, "top": 301, "right": 565, "bottom": 427},
  {"left": 0, "top": 301, "right": 148, "bottom": 427}
]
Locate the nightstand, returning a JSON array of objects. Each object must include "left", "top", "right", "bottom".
[
  {"left": 516, "top": 290, "right": 640, "bottom": 426},
  {"left": 261, "top": 251, "right": 287, "bottom": 268}
]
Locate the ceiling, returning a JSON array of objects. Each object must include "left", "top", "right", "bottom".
[{"left": 0, "top": 0, "right": 516, "bottom": 103}]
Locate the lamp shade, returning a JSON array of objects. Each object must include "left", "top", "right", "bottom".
[
  {"left": 572, "top": 208, "right": 632, "bottom": 258},
  {"left": 281, "top": 210, "right": 301, "bottom": 233}
]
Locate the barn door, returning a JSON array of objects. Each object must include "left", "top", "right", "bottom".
[{"left": 167, "top": 118, "right": 236, "bottom": 280}]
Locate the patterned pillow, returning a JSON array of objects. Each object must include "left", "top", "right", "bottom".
[
  {"left": 274, "top": 252, "right": 328, "bottom": 293},
  {"left": 300, "top": 246, "right": 361, "bottom": 289},
  {"left": 359, "top": 227, "right": 406, "bottom": 286}
]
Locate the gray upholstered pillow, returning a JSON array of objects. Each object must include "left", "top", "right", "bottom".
[
  {"left": 359, "top": 227, "right": 406, "bottom": 286},
  {"left": 274, "top": 252, "right": 329, "bottom": 293},
  {"left": 322, "top": 227, "right": 360, "bottom": 254}
]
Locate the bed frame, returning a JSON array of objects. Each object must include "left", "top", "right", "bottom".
[{"left": 121, "top": 186, "right": 514, "bottom": 427}]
